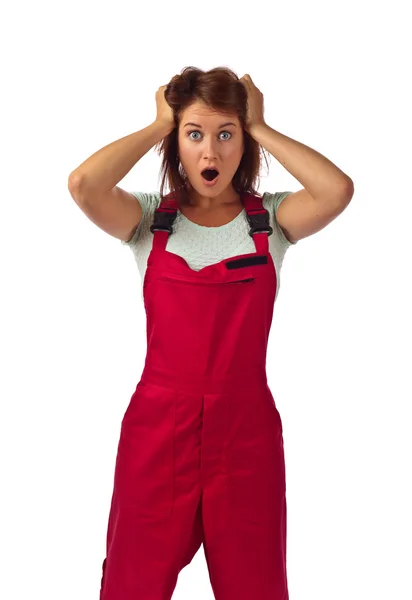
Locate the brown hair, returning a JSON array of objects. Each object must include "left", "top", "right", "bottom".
[{"left": 154, "top": 66, "right": 270, "bottom": 204}]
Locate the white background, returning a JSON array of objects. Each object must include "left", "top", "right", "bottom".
[{"left": 1, "top": 0, "right": 411, "bottom": 598}]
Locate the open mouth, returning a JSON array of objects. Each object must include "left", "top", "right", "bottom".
[{"left": 201, "top": 168, "right": 220, "bottom": 181}]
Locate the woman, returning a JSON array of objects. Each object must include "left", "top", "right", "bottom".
[{"left": 68, "top": 66, "right": 354, "bottom": 600}]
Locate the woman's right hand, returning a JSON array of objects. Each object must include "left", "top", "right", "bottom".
[{"left": 155, "top": 85, "right": 175, "bottom": 132}]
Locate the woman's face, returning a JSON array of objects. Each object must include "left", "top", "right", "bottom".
[{"left": 177, "top": 101, "right": 245, "bottom": 202}]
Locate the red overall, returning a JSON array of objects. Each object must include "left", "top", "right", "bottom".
[{"left": 100, "top": 192, "right": 288, "bottom": 600}]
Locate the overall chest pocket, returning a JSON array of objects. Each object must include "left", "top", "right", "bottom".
[{"left": 159, "top": 275, "right": 255, "bottom": 286}]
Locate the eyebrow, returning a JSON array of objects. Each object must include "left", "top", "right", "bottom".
[{"left": 183, "top": 122, "right": 237, "bottom": 128}]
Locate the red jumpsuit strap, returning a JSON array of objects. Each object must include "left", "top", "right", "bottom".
[
  {"left": 242, "top": 193, "right": 273, "bottom": 254},
  {"left": 150, "top": 194, "right": 178, "bottom": 252}
]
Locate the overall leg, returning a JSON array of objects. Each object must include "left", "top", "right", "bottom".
[
  {"left": 201, "top": 385, "right": 289, "bottom": 600},
  {"left": 100, "top": 382, "right": 205, "bottom": 600}
]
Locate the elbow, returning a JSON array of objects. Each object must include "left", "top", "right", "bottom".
[
  {"left": 68, "top": 172, "right": 85, "bottom": 201},
  {"left": 337, "top": 177, "right": 355, "bottom": 205},
  {"left": 344, "top": 177, "right": 355, "bottom": 198}
]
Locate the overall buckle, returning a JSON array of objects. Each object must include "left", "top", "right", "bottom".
[
  {"left": 150, "top": 209, "right": 177, "bottom": 236},
  {"left": 246, "top": 210, "right": 273, "bottom": 237}
]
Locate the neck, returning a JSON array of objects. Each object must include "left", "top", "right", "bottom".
[{"left": 182, "top": 182, "right": 241, "bottom": 210}]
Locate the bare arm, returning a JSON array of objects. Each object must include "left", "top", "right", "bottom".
[
  {"left": 67, "top": 120, "right": 173, "bottom": 242},
  {"left": 68, "top": 120, "right": 174, "bottom": 198}
]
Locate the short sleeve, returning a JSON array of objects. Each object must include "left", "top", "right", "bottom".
[
  {"left": 270, "top": 191, "right": 298, "bottom": 247},
  {"left": 120, "top": 192, "right": 159, "bottom": 247}
]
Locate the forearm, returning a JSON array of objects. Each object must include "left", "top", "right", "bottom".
[
  {"left": 68, "top": 120, "right": 173, "bottom": 196},
  {"left": 249, "top": 122, "right": 353, "bottom": 200}
]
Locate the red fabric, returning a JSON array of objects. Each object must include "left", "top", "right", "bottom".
[{"left": 100, "top": 192, "right": 289, "bottom": 600}]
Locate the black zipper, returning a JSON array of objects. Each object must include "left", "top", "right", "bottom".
[
  {"left": 160, "top": 276, "right": 255, "bottom": 285},
  {"left": 225, "top": 277, "right": 255, "bottom": 284}
]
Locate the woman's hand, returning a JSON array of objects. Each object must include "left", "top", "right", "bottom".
[
  {"left": 239, "top": 74, "right": 266, "bottom": 133},
  {"left": 155, "top": 85, "right": 175, "bottom": 132}
]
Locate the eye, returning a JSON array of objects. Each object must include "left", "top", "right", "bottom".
[{"left": 187, "top": 130, "right": 232, "bottom": 141}]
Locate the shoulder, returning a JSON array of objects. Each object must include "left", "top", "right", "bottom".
[
  {"left": 262, "top": 191, "right": 294, "bottom": 213},
  {"left": 131, "top": 191, "right": 162, "bottom": 212}
]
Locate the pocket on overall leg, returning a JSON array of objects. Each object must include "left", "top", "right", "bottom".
[{"left": 114, "top": 381, "right": 176, "bottom": 516}]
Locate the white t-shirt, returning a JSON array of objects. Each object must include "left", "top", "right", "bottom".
[{"left": 121, "top": 191, "right": 297, "bottom": 302}]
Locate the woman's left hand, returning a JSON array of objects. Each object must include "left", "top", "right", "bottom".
[{"left": 239, "top": 74, "right": 266, "bottom": 133}]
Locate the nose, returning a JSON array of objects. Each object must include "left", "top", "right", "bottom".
[
  {"left": 202, "top": 135, "right": 219, "bottom": 160},
  {"left": 202, "top": 138, "right": 218, "bottom": 160}
]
